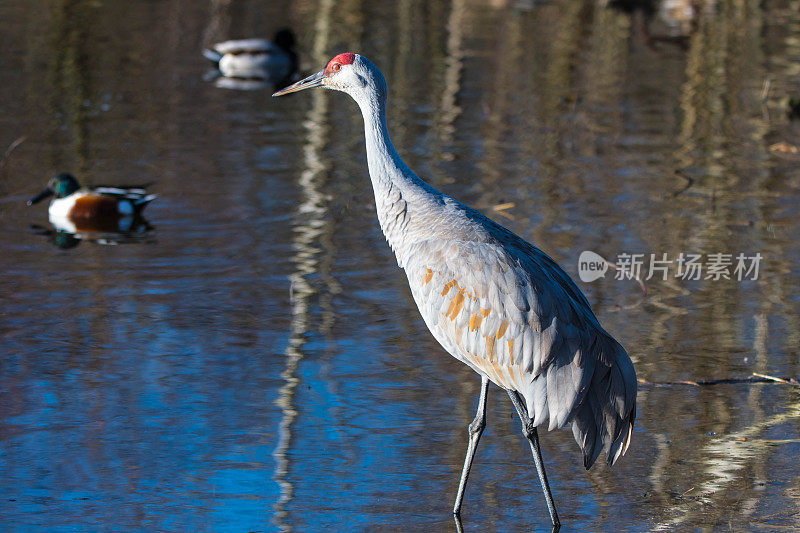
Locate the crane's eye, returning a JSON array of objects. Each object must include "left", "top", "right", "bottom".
[{"left": 331, "top": 63, "right": 341, "bottom": 72}]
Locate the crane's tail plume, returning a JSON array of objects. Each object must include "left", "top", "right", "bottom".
[{"left": 570, "top": 335, "right": 636, "bottom": 469}]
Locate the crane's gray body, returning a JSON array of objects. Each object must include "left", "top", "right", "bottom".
[
  {"left": 275, "top": 53, "right": 637, "bottom": 489},
  {"left": 343, "top": 55, "right": 637, "bottom": 469}
]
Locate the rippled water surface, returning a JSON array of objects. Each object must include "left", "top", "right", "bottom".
[{"left": 2, "top": 0, "right": 800, "bottom": 531}]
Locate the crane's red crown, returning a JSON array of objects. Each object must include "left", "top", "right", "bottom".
[{"left": 325, "top": 53, "right": 356, "bottom": 74}]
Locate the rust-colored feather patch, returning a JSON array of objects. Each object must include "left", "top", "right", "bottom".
[
  {"left": 71, "top": 195, "right": 121, "bottom": 219},
  {"left": 422, "top": 267, "right": 434, "bottom": 285},
  {"left": 446, "top": 290, "right": 465, "bottom": 320},
  {"left": 441, "top": 279, "right": 458, "bottom": 296},
  {"left": 496, "top": 321, "right": 509, "bottom": 339},
  {"left": 485, "top": 336, "right": 496, "bottom": 362},
  {"left": 469, "top": 313, "right": 483, "bottom": 331}
]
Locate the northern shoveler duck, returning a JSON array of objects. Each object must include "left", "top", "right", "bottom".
[
  {"left": 27, "top": 173, "right": 157, "bottom": 234},
  {"left": 203, "top": 28, "right": 298, "bottom": 89}
]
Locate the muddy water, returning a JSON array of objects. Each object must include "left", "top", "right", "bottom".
[{"left": 1, "top": 0, "right": 799, "bottom": 530}]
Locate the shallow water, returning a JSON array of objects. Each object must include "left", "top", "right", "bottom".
[{"left": 1, "top": 0, "right": 800, "bottom": 531}]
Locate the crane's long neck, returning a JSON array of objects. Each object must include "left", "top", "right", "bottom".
[{"left": 355, "top": 92, "right": 432, "bottom": 260}]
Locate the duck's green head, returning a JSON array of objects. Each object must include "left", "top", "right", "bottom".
[
  {"left": 27, "top": 173, "right": 80, "bottom": 205},
  {"left": 48, "top": 173, "right": 80, "bottom": 198}
]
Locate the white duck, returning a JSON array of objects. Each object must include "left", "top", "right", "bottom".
[{"left": 203, "top": 28, "right": 298, "bottom": 88}]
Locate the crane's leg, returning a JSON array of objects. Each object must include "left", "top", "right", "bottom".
[
  {"left": 507, "top": 390, "right": 561, "bottom": 529},
  {"left": 453, "top": 375, "right": 489, "bottom": 516}
]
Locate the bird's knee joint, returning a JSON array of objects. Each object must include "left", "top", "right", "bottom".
[
  {"left": 468, "top": 418, "right": 485, "bottom": 436},
  {"left": 520, "top": 420, "right": 535, "bottom": 439}
]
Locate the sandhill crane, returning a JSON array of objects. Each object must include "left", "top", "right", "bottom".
[{"left": 273, "top": 53, "right": 637, "bottom": 528}]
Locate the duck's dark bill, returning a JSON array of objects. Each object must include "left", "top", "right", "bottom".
[
  {"left": 272, "top": 69, "right": 325, "bottom": 96},
  {"left": 27, "top": 188, "right": 53, "bottom": 206}
]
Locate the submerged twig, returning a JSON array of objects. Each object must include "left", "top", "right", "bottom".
[
  {"left": 672, "top": 169, "right": 694, "bottom": 197},
  {"left": 0, "top": 135, "right": 26, "bottom": 169},
  {"left": 638, "top": 374, "right": 800, "bottom": 387},
  {"left": 491, "top": 201, "right": 515, "bottom": 220},
  {"left": 605, "top": 261, "right": 648, "bottom": 295},
  {"left": 760, "top": 78, "right": 771, "bottom": 102},
  {"left": 751, "top": 372, "right": 797, "bottom": 385},
  {"left": 761, "top": 78, "right": 771, "bottom": 122}
]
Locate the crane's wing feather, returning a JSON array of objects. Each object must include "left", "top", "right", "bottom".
[{"left": 403, "top": 237, "right": 636, "bottom": 468}]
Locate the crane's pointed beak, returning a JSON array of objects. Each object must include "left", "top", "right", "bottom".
[
  {"left": 273, "top": 69, "right": 326, "bottom": 96},
  {"left": 27, "top": 187, "right": 53, "bottom": 206}
]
